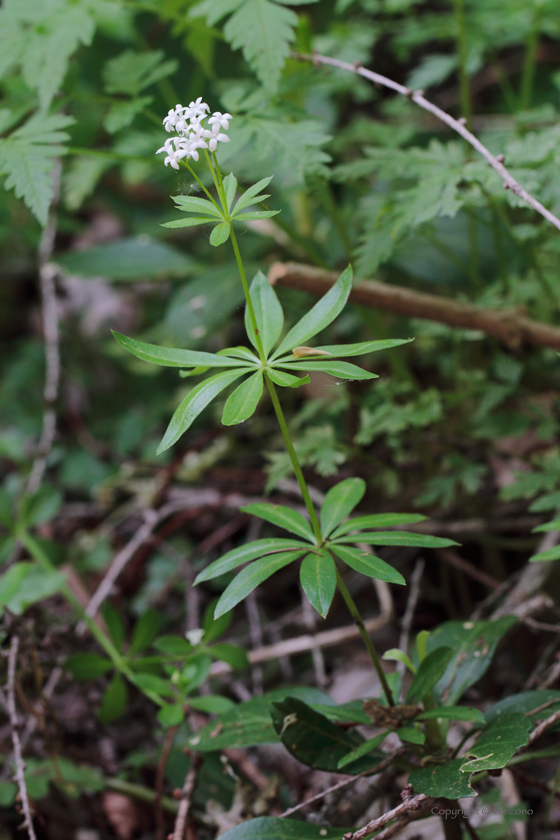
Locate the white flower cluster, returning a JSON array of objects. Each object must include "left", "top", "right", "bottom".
[{"left": 156, "top": 97, "right": 232, "bottom": 169}]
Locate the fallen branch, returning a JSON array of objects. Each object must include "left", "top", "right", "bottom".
[
  {"left": 526, "top": 707, "right": 560, "bottom": 748},
  {"left": 7, "top": 637, "right": 38, "bottom": 840},
  {"left": 295, "top": 52, "right": 560, "bottom": 234},
  {"left": 342, "top": 792, "right": 430, "bottom": 840},
  {"left": 172, "top": 753, "right": 202, "bottom": 840},
  {"left": 269, "top": 262, "right": 560, "bottom": 352}
]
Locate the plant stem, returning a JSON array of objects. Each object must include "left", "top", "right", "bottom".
[
  {"left": 520, "top": 7, "right": 542, "bottom": 110},
  {"left": 335, "top": 568, "right": 395, "bottom": 706},
  {"left": 19, "top": 530, "right": 164, "bottom": 707},
  {"left": 264, "top": 374, "right": 323, "bottom": 541},
  {"left": 229, "top": 226, "right": 267, "bottom": 364},
  {"left": 181, "top": 160, "right": 222, "bottom": 212},
  {"left": 453, "top": 0, "right": 471, "bottom": 129}
]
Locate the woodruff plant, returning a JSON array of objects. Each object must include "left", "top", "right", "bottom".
[{"left": 114, "top": 99, "right": 456, "bottom": 707}]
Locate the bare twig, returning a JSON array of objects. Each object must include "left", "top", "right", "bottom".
[
  {"left": 397, "top": 559, "right": 424, "bottom": 697},
  {"left": 369, "top": 799, "right": 433, "bottom": 840},
  {"left": 7, "top": 637, "right": 38, "bottom": 840},
  {"left": 295, "top": 52, "right": 560, "bottom": 233},
  {"left": 280, "top": 753, "right": 400, "bottom": 818},
  {"left": 27, "top": 161, "right": 62, "bottom": 494},
  {"left": 525, "top": 708, "right": 560, "bottom": 747},
  {"left": 437, "top": 549, "right": 501, "bottom": 591},
  {"left": 269, "top": 262, "right": 560, "bottom": 353},
  {"left": 172, "top": 753, "right": 202, "bottom": 840},
  {"left": 342, "top": 793, "right": 430, "bottom": 840}
]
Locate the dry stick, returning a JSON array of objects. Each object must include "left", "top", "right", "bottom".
[
  {"left": 397, "top": 559, "right": 424, "bottom": 698},
  {"left": 280, "top": 753, "right": 399, "bottom": 819},
  {"left": 269, "top": 261, "right": 560, "bottom": 353},
  {"left": 437, "top": 548, "right": 501, "bottom": 591},
  {"left": 525, "top": 708, "right": 560, "bottom": 748},
  {"left": 296, "top": 52, "right": 560, "bottom": 233},
  {"left": 342, "top": 793, "right": 430, "bottom": 840},
  {"left": 7, "top": 638, "right": 38, "bottom": 840},
  {"left": 369, "top": 799, "right": 434, "bottom": 840},
  {"left": 27, "top": 161, "right": 62, "bottom": 494},
  {"left": 172, "top": 753, "right": 202, "bottom": 840}
]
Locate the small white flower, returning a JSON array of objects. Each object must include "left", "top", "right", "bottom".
[
  {"left": 163, "top": 108, "right": 178, "bottom": 132},
  {"left": 209, "top": 111, "right": 232, "bottom": 132},
  {"left": 156, "top": 138, "right": 181, "bottom": 169},
  {"left": 208, "top": 133, "right": 230, "bottom": 152},
  {"left": 186, "top": 628, "right": 204, "bottom": 646}
]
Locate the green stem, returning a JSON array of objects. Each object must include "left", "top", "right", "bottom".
[
  {"left": 335, "top": 568, "right": 395, "bottom": 706},
  {"left": 106, "top": 778, "right": 178, "bottom": 813},
  {"left": 520, "top": 7, "right": 542, "bottom": 110},
  {"left": 180, "top": 160, "right": 221, "bottom": 212},
  {"left": 264, "top": 374, "right": 322, "bottom": 541},
  {"left": 453, "top": 0, "right": 471, "bottom": 129},
  {"left": 230, "top": 226, "right": 267, "bottom": 364},
  {"left": 19, "top": 530, "right": 164, "bottom": 707}
]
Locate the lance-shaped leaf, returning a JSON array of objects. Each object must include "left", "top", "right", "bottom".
[
  {"left": 417, "top": 706, "right": 485, "bottom": 723},
  {"left": 223, "top": 173, "right": 237, "bottom": 212},
  {"left": 194, "top": 538, "right": 308, "bottom": 583},
  {"left": 158, "top": 369, "right": 245, "bottom": 453},
  {"left": 333, "top": 531, "right": 459, "bottom": 548},
  {"left": 337, "top": 733, "right": 387, "bottom": 769},
  {"left": 245, "top": 272, "right": 283, "bottom": 356},
  {"left": 267, "top": 369, "right": 309, "bottom": 388},
  {"left": 330, "top": 545, "right": 405, "bottom": 585},
  {"left": 300, "top": 550, "right": 336, "bottom": 618},
  {"left": 113, "top": 331, "right": 250, "bottom": 369},
  {"left": 271, "top": 265, "right": 353, "bottom": 359},
  {"left": 172, "top": 194, "right": 223, "bottom": 217},
  {"left": 232, "top": 176, "right": 273, "bottom": 214},
  {"left": 216, "top": 817, "right": 345, "bottom": 840},
  {"left": 332, "top": 513, "right": 427, "bottom": 538},
  {"left": 234, "top": 210, "right": 280, "bottom": 221},
  {"left": 222, "top": 371, "right": 263, "bottom": 425},
  {"left": 406, "top": 647, "right": 455, "bottom": 704},
  {"left": 214, "top": 551, "right": 305, "bottom": 618},
  {"left": 219, "top": 346, "right": 260, "bottom": 363},
  {"left": 210, "top": 221, "right": 231, "bottom": 246},
  {"left": 309, "top": 338, "right": 414, "bottom": 357},
  {"left": 162, "top": 216, "right": 219, "bottom": 229},
  {"left": 278, "top": 360, "right": 378, "bottom": 381},
  {"left": 241, "top": 503, "right": 315, "bottom": 543},
  {"left": 320, "top": 477, "right": 366, "bottom": 537}
]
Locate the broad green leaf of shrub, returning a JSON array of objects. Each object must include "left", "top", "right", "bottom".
[
  {"left": 320, "top": 477, "right": 366, "bottom": 536},
  {"left": 195, "top": 537, "right": 308, "bottom": 582},
  {"left": 245, "top": 272, "right": 284, "bottom": 356},
  {"left": 217, "top": 818, "right": 346, "bottom": 840},
  {"left": 485, "top": 690, "right": 560, "bottom": 723},
  {"left": 4, "top": 565, "right": 65, "bottom": 615},
  {"left": 406, "top": 647, "right": 455, "bottom": 704},
  {"left": 0, "top": 113, "right": 74, "bottom": 226},
  {"left": 214, "top": 550, "right": 305, "bottom": 617},
  {"left": 330, "top": 545, "right": 405, "bottom": 585},
  {"left": 409, "top": 758, "right": 475, "bottom": 799},
  {"left": 300, "top": 550, "right": 336, "bottom": 618},
  {"left": 460, "top": 713, "right": 531, "bottom": 773}
]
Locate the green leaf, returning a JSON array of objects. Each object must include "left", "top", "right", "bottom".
[
  {"left": 104, "top": 96, "right": 152, "bottom": 134},
  {"left": 330, "top": 545, "right": 405, "bottom": 585},
  {"left": 209, "top": 643, "right": 249, "bottom": 670},
  {"left": 103, "top": 49, "right": 178, "bottom": 96},
  {"left": 172, "top": 195, "right": 223, "bottom": 218},
  {"left": 132, "top": 673, "right": 175, "bottom": 698},
  {"left": 266, "top": 369, "right": 309, "bottom": 388},
  {"left": 245, "top": 271, "right": 284, "bottom": 356},
  {"left": 486, "top": 690, "right": 560, "bottom": 723},
  {"left": 102, "top": 602, "right": 125, "bottom": 652},
  {"left": 210, "top": 221, "right": 231, "bottom": 246},
  {"left": 271, "top": 697, "right": 373, "bottom": 774},
  {"left": 427, "top": 617, "right": 517, "bottom": 705},
  {"left": 300, "top": 550, "right": 336, "bottom": 618},
  {"left": 234, "top": 210, "right": 280, "bottom": 221},
  {"left": 280, "top": 360, "right": 378, "bottom": 381},
  {"left": 162, "top": 216, "right": 220, "bottom": 229},
  {"left": 219, "top": 346, "right": 260, "bottom": 363},
  {"left": 409, "top": 758, "right": 475, "bottom": 799},
  {"left": 65, "top": 653, "right": 112, "bottom": 681},
  {"left": 59, "top": 237, "right": 195, "bottom": 280},
  {"left": 0, "top": 113, "right": 73, "bottom": 226},
  {"left": 223, "top": 0, "right": 298, "bottom": 93},
  {"left": 337, "top": 733, "right": 387, "bottom": 769},
  {"left": 194, "top": 538, "right": 307, "bottom": 583},
  {"left": 222, "top": 371, "right": 263, "bottom": 425},
  {"left": 0, "top": 563, "right": 32, "bottom": 613},
  {"left": 233, "top": 176, "right": 273, "bottom": 213},
  {"left": 320, "top": 477, "right": 366, "bottom": 537},
  {"left": 217, "top": 818, "right": 344, "bottom": 840},
  {"left": 214, "top": 551, "right": 304, "bottom": 617},
  {"left": 332, "top": 513, "right": 427, "bottom": 537},
  {"left": 223, "top": 172, "right": 238, "bottom": 211},
  {"left": 240, "top": 503, "right": 315, "bottom": 543},
  {"left": 128, "top": 609, "right": 160, "bottom": 656},
  {"left": 158, "top": 369, "right": 247, "bottom": 453},
  {"left": 99, "top": 673, "right": 128, "bottom": 724},
  {"left": 20, "top": 486, "right": 62, "bottom": 528},
  {"left": 153, "top": 636, "right": 193, "bottom": 657},
  {"left": 460, "top": 713, "right": 531, "bottom": 773},
  {"left": 187, "top": 695, "right": 236, "bottom": 714},
  {"left": 530, "top": 544, "right": 560, "bottom": 562},
  {"left": 309, "top": 339, "right": 414, "bottom": 358},
  {"left": 417, "top": 706, "right": 485, "bottom": 723},
  {"left": 158, "top": 703, "right": 185, "bottom": 728},
  {"left": 4, "top": 565, "right": 65, "bottom": 615},
  {"left": 334, "top": 531, "right": 459, "bottom": 548},
  {"left": 397, "top": 726, "right": 425, "bottom": 744},
  {"left": 273, "top": 266, "right": 353, "bottom": 359},
  {"left": 383, "top": 649, "right": 416, "bottom": 672},
  {"left": 202, "top": 603, "right": 232, "bottom": 643},
  {"left": 406, "top": 647, "right": 455, "bottom": 704},
  {"left": 186, "top": 686, "right": 331, "bottom": 751}
]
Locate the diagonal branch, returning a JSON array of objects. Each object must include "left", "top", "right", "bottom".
[
  {"left": 295, "top": 52, "right": 560, "bottom": 233},
  {"left": 269, "top": 262, "right": 560, "bottom": 352},
  {"left": 342, "top": 793, "right": 430, "bottom": 840},
  {"left": 6, "top": 637, "right": 38, "bottom": 840}
]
